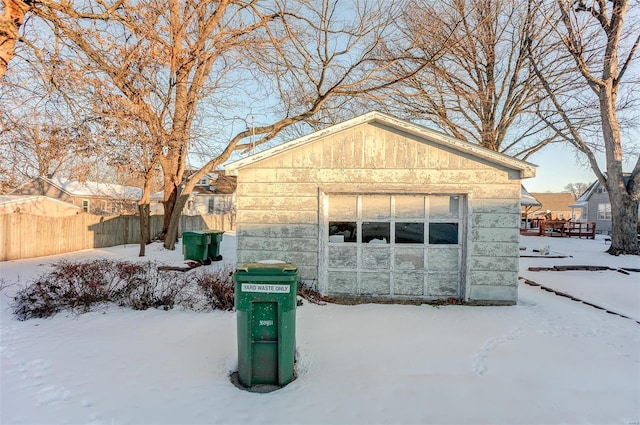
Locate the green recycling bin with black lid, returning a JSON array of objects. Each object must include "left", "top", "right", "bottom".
[
  {"left": 234, "top": 261, "right": 298, "bottom": 388},
  {"left": 182, "top": 231, "right": 210, "bottom": 261},
  {"left": 201, "top": 229, "right": 224, "bottom": 261}
]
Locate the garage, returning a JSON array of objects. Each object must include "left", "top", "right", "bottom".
[{"left": 225, "top": 112, "right": 536, "bottom": 305}]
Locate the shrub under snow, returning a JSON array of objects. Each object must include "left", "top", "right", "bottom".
[{"left": 10, "top": 260, "right": 329, "bottom": 320}]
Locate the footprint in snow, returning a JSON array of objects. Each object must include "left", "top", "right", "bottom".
[
  {"left": 37, "top": 385, "right": 71, "bottom": 405},
  {"left": 472, "top": 329, "right": 521, "bottom": 375}
]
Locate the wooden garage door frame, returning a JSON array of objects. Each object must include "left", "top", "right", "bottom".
[{"left": 318, "top": 190, "right": 469, "bottom": 300}]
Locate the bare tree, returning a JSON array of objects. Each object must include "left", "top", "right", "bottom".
[
  {"left": 529, "top": 0, "right": 639, "bottom": 255},
  {"left": 0, "top": 0, "right": 32, "bottom": 79},
  {"left": 1, "top": 0, "right": 125, "bottom": 79},
  {"left": 23, "top": 0, "right": 440, "bottom": 250},
  {"left": 563, "top": 181, "right": 591, "bottom": 199},
  {"left": 386, "top": 0, "right": 559, "bottom": 159},
  {"left": 0, "top": 58, "right": 99, "bottom": 189}
]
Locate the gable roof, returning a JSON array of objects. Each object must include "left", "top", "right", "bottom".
[
  {"left": 0, "top": 195, "right": 82, "bottom": 216},
  {"left": 569, "top": 173, "right": 631, "bottom": 208},
  {"left": 42, "top": 176, "right": 142, "bottom": 200},
  {"left": 570, "top": 181, "right": 599, "bottom": 207},
  {"left": 569, "top": 174, "right": 631, "bottom": 207},
  {"left": 225, "top": 111, "right": 536, "bottom": 178},
  {"left": 530, "top": 192, "right": 576, "bottom": 211},
  {"left": 191, "top": 171, "right": 237, "bottom": 195},
  {"left": 521, "top": 186, "right": 541, "bottom": 206}
]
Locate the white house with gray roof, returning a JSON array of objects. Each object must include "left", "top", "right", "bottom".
[
  {"left": 11, "top": 176, "right": 143, "bottom": 215},
  {"left": 569, "top": 174, "right": 638, "bottom": 234}
]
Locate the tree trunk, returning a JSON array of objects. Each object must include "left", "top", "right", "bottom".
[
  {"left": 607, "top": 188, "right": 639, "bottom": 255},
  {"left": 138, "top": 203, "right": 151, "bottom": 257},
  {"left": 164, "top": 193, "right": 189, "bottom": 250},
  {"left": 0, "top": 0, "right": 31, "bottom": 79},
  {"left": 161, "top": 185, "right": 178, "bottom": 239}
]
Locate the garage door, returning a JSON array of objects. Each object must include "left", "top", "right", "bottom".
[{"left": 325, "top": 194, "right": 463, "bottom": 299}]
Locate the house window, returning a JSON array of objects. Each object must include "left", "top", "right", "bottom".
[
  {"left": 213, "top": 195, "right": 233, "bottom": 213},
  {"left": 597, "top": 203, "right": 611, "bottom": 220},
  {"left": 208, "top": 199, "right": 214, "bottom": 214},
  {"left": 82, "top": 199, "right": 89, "bottom": 212},
  {"left": 198, "top": 178, "right": 208, "bottom": 185}
]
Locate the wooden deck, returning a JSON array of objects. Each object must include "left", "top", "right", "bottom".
[{"left": 520, "top": 220, "right": 596, "bottom": 239}]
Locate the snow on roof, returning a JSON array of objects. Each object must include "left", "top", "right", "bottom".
[
  {"left": 46, "top": 177, "right": 142, "bottom": 200},
  {"left": 520, "top": 186, "right": 541, "bottom": 206},
  {"left": 0, "top": 195, "right": 40, "bottom": 205}
]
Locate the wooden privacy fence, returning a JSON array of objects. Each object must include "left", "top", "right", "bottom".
[{"left": 0, "top": 213, "right": 234, "bottom": 261}]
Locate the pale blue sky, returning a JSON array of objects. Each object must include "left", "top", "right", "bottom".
[{"left": 523, "top": 143, "right": 597, "bottom": 193}]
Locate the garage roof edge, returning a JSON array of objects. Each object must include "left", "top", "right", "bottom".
[{"left": 224, "top": 111, "right": 537, "bottom": 178}]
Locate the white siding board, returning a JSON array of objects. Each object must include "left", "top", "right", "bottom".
[
  {"left": 239, "top": 237, "right": 316, "bottom": 252},
  {"left": 240, "top": 168, "right": 513, "bottom": 185},
  {"left": 472, "top": 199, "right": 521, "bottom": 214},
  {"left": 469, "top": 285, "right": 517, "bottom": 303},
  {"left": 473, "top": 242, "right": 520, "bottom": 257},
  {"left": 471, "top": 227, "right": 520, "bottom": 243},
  {"left": 237, "top": 210, "right": 317, "bottom": 224},
  {"left": 472, "top": 184, "right": 520, "bottom": 198},
  {"left": 236, "top": 196, "right": 317, "bottom": 211},
  {"left": 237, "top": 224, "right": 317, "bottom": 238},
  {"left": 472, "top": 213, "right": 520, "bottom": 228},
  {"left": 470, "top": 270, "right": 518, "bottom": 286},
  {"left": 236, "top": 183, "right": 319, "bottom": 196},
  {"left": 471, "top": 256, "right": 519, "bottom": 272}
]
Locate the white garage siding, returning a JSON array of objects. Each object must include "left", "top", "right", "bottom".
[{"left": 228, "top": 113, "right": 535, "bottom": 304}]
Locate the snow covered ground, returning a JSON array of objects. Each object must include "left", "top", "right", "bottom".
[{"left": 1, "top": 232, "right": 639, "bottom": 425}]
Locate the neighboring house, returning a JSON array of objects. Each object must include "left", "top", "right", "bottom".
[
  {"left": 0, "top": 195, "right": 82, "bottom": 217},
  {"left": 530, "top": 192, "right": 579, "bottom": 220},
  {"left": 11, "top": 176, "right": 142, "bottom": 215},
  {"left": 181, "top": 170, "right": 237, "bottom": 217},
  {"left": 226, "top": 111, "right": 536, "bottom": 305},
  {"left": 520, "top": 186, "right": 541, "bottom": 234},
  {"left": 520, "top": 186, "right": 542, "bottom": 222},
  {"left": 569, "top": 174, "right": 637, "bottom": 234}
]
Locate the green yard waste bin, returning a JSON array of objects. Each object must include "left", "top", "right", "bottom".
[
  {"left": 202, "top": 230, "right": 224, "bottom": 261},
  {"left": 182, "top": 231, "right": 210, "bottom": 261},
  {"left": 234, "top": 262, "right": 298, "bottom": 388}
]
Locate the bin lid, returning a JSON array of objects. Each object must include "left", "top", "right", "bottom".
[
  {"left": 182, "top": 230, "right": 206, "bottom": 235},
  {"left": 201, "top": 229, "right": 224, "bottom": 234},
  {"left": 236, "top": 261, "right": 298, "bottom": 275}
]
